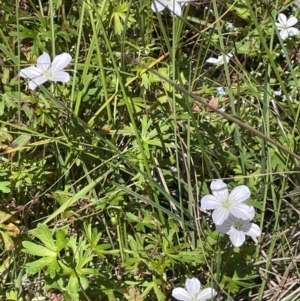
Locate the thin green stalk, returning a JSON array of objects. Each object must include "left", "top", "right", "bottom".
[
  {"left": 49, "top": 0, "right": 55, "bottom": 56},
  {"left": 89, "top": 3, "right": 165, "bottom": 225},
  {"left": 86, "top": 0, "right": 112, "bottom": 121}
]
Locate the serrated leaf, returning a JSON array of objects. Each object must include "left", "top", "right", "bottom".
[
  {"left": 47, "top": 257, "right": 60, "bottom": 279},
  {"left": 32, "top": 223, "right": 56, "bottom": 251},
  {"left": 25, "top": 256, "right": 53, "bottom": 274},
  {"left": 22, "top": 241, "right": 56, "bottom": 257},
  {"left": 55, "top": 228, "right": 68, "bottom": 251}
]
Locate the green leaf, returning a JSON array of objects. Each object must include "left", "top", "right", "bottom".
[
  {"left": 0, "top": 181, "right": 10, "bottom": 193},
  {"left": 25, "top": 256, "right": 54, "bottom": 274},
  {"left": 22, "top": 241, "right": 56, "bottom": 257},
  {"left": 32, "top": 223, "right": 56, "bottom": 251},
  {"left": 11, "top": 134, "right": 31, "bottom": 148}
]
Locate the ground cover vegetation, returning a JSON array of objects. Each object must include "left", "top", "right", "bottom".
[{"left": 0, "top": 0, "right": 300, "bottom": 300}]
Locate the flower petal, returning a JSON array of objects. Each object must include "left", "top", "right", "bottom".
[
  {"left": 229, "top": 185, "right": 251, "bottom": 204},
  {"left": 211, "top": 179, "right": 227, "bottom": 191},
  {"left": 275, "top": 22, "right": 284, "bottom": 30},
  {"left": 37, "top": 52, "right": 51, "bottom": 72},
  {"left": 197, "top": 288, "right": 217, "bottom": 300},
  {"left": 286, "top": 16, "right": 298, "bottom": 27},
  {"left": 151, "top": 0, "right": 165, "bottom": 12},
  {"left": 230, "top": 203, "right": 252, "bottom": 220},
  {"left": 206, "top": 57, "right": 219, "bottom": 64},
  {"left": 51, "top": 53, "right": 72, "bottom": 74},
  {"left": 280, "top": 29, "right": 289, "bottom": 40},
  {"left": 229, "top": 229, "right": 246, "bottom": 247},
  {"left": 288, "top": 27, "right": 300, "bottom": 36},
  {"left": 170, "top": 2, "right": 182, "bottom": 15},
  {"left": 245, "top": 223, "right": 261, "bottom": 237},
  {"left": 247, "top": 206, "right": 255, "bottom": 220},
  {"left": 277, "top": 13, "right": 287, "bottom": 26},
  {"left": 216, "top": 217, "right": 233, "bottom": 234},
  {"left": 51, "top": 71, "right": 70, "bottom": 83},
  {"left": 172, "top": 288, "right": 192, "bottom": 301},
  {"left": 28, "top": 76, "right": 48, "bottom": 90},
  {"left": 212, "top": 187, "right": 229, "bottom": 203},
  {"left": 19, "top": 66, "right": 43, "bottom": 79},
  {"left": 212, "top": 208, "right": 229, "bottom": 225},
  {"left": 201, "top": 195, "right": 220, "bottom": 210},
  {"left": 186, "top": 278, "right": 201, "bottom": 295}
]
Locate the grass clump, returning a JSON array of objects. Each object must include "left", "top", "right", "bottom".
[{"left": 0, "top": 0, "right": 300, "bottom": 300}]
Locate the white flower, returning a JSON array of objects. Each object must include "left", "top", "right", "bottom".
[
  {"left": 19, "top": 52, "right": 72, "bottom": 90},
  {"left": 216, "top": 212, "right": 261, "bottom": 247},
  {"left": 201, "top": 180, "right": 252, "bottom": 225},
  {"left": 206, "top": 54, "right": 232, "bottom": 65},
  {"left": 151, "top": 0, "right": 192, "bottom": 16},
  {"left": 172, "top": 278, "right": 217, "bottom": 301},
  {"left": 275, "top": 13, "right": 299, "bottom": 40},
  {"left": 274, "top": 89, "right": 282, "bottom": 96},
  {"left": 216, "top": 87, "right": 226, "bottom": 96},
  {"left": 227, "top": 22, "right": 234, "bottom": 29}
]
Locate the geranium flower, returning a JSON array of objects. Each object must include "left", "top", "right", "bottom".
[
  {"left": 206, "top": 54, "right": 232, "bottom": 65},
  {"left": 274, "top": 89, "right": 282, "bottom": 96},
  {"left": 275, "top": 13, "right": 299, "bottom": 40},
  {"left": 216, "top": 211, "right": 261, "bottom": 247},
  {"left": 19, "top": 52, "right": 72, "bottom": 90},
  {"left": 151, "top": 0, "right": 191, "bottom": 16},
  {"left": 227, "top": 22, "right": 234, "bottom": 29},
  {"left": 216, "top": 87, "right": 226, "bottom": 96},
  {"left": 200, "top": 179, "right": 252, "bottom": 225},
  {"left": 172, "top": 278, "right": 217, "bottom": 301}
]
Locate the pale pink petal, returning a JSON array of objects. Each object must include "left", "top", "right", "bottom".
[
  {"left": 212, "top": 208, "right": 229, "bottom": 225},
  {"left": 151, "top": 1, "right": 166, "bottom": 12},
  {"left": 186, "top": 278, "right": 201, "bottom": 295},
  {"left": 278, "top": 13, "right": 287, "bottom": 25},
  {"left": 28, "top": 76, "right": 48, "bottom": 90},
  {"left": 286, "top": 16, "right": 298, "bottom": 27},
  {"left": 172, "top": 287, "right": 191, "bottom": 301},
  {"left": 51, "top": 71, "right": 70, "bottom": 83},
  {"left": 37, "top": 52, "right": 51, "bottom": 72},
  {"left": 280, "top": 29, "right": 289, "bottom": 40},
  {"left": 230, "top": 203, "right": 252, "bottom": 220},
  {"left": 245, "top": 223, "right": 261, "bottom": 237},
  {"left": 201, "top": 195, "right": 220, "bottom": 210},
  {"left": 229, "top": 185, "right": 251, "bottom": 204},
  {"left": 229, "top": 229, "right": 245, "bottom": 247},
  {"left": 197, "top": 288, "right": 217, "bottom": 300},
  {"left": 51, "top": 53, "right": 72, "bottom": 74},
  {"left": 19, "top": 66, "right": 43, "bottom": 79}
]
